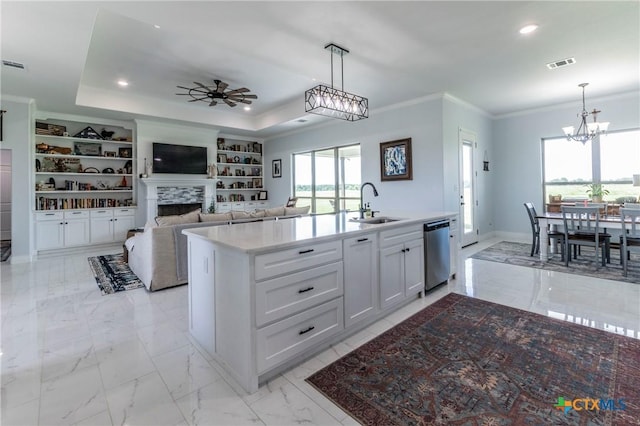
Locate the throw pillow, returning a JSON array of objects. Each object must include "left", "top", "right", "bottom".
[
  {"left": 199, "top": 212, "right": 232, "bottom": 222},
  {"left": 231, "top": 210, "right": 251, "bottom": 220},
  {"left": 285, "top": 206, "right": 310, "bottom": 216},
  {"left": 155, "top": 208, "right": 201, "bottom": 226},
  {"left": 264, "top": 206, "right": 286, "bottom": 217},
  {"left": 250, "top": 210, "right": 266, "bottom": 218}
]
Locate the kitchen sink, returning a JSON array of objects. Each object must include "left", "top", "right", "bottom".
[{"left": 350, "top": 216, "right": 402, "bottom": 224}]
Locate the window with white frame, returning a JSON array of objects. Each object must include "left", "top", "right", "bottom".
[
  {"left": 543, "top": 129, "right": 640, "bottom": 208},
  {"left": 293, "top": 144, "right": 361, "bottom": 214}
]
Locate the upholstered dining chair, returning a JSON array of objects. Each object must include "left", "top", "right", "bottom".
[
  {"left": 620, "top": 207, "right": 640, "bottom": 277},
  {"left": 561, "top": 206, "right": 609, "bottom": 268},
  {"left": 524, "top": 202, "right": 564, "bottom": 259}
]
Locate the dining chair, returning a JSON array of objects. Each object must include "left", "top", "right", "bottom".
[
  {"left": 524, "top": 202, "right": 564, "bottom": 259},
  {"left": 561, "top": 206, "right": 609, "bottom": 268},
  {"left": 619, "top": 203, "right": 640, "bottom": 263},
  {"left": 620, "top": 207, "right": 640, "bottom": 277}
]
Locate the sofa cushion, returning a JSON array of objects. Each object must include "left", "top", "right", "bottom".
[
  {"left": 155, "top": 208, "right": 201, "bottom": 226},
  {"left": 199, "top": 212, "right": 232, "bottom": 222},
  {"left": 285, "top": 206, "right": 310, "bottom": 216},
  {"left": 250, "top": 210, "right": 266, "bottom": 218},
  {"left": 231, "top": 210, "right": 251, "bottom": 220},
  {"left": 263, "top": 206, "right": 286, "bottom": 217}
]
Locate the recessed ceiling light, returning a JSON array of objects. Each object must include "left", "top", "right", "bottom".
[
  {"left": 519, "top": 24, "right": 538, "bottom": 34},
  {"left": 117, "top": 80, "right": 129, "bottom": 87},
  {"left": 154, "top": 24, "right": 160, "bottom": 29},
  {"left": 244, "top": 106, "right": 251, "bottom": 111}
]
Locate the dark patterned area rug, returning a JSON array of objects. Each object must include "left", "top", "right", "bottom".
[
  {"left": 471, "top": 241, "right": 640, "bottom": 284},
  {"left": 307, "top": 293, "right": 640, "bottom": 425},
  {"left": 88, "top": 254, "right": 145, "bottom": 295}
]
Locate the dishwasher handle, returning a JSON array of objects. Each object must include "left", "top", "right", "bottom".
[{"left": 424, "top": 220, "right": 450, "bottom": 232}]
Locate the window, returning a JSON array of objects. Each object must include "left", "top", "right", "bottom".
[
  {"left": 543, "top": 129, "right": 640, "bottom": 207},
  {"left": 293, "top": 144, "right": 361, "bottom": 214}
]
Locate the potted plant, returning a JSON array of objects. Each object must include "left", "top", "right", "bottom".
[{"left": 585, "top": 183, "right": 610, "bottom": 203}]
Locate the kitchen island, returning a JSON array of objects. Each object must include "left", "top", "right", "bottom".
[{"left": 183, "top": 211, "right": 456, "bottom": 393}]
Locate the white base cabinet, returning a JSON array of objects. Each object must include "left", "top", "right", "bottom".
[
  {"left": 36, "top": 207, "right": 136, "bottom": 251},
  {"left": 379, "top": 225, "right": 425, "bottom": 310},
  {"left": 36, "top": 210, "right": 90, "bottom": 250},
  {"left": 343, "top": 233, "right": 378, "bottom": 327}
]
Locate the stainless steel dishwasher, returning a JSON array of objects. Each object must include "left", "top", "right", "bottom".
[{"left": 424, "top": 220, "right": 450, "bottom": 291}]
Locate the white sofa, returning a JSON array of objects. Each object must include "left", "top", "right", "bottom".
[{"left": 126, "top": 206, "right": 309, "bottom": 291}]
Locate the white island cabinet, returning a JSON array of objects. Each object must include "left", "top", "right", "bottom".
[{"left": 183, "top": 212, "right": 456, "bottom": 393}]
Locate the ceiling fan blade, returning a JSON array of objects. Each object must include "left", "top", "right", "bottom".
[
  {"left": 176, "top": 85, "right": 192, "bottom": 90},
  {"left": 242, "top": 94, "right": 258, "bottom": 99},
  {"left": 216, "top": 81, "right": 229, "bottom": 92},
  {"left": 209, "top": 100, "right": 218, "bottom": 106},
  {"left": 223, "top": 99, "right": 237, "bottom": 107},
  {"left": 226, "top": 87, "right": 250, "bottom": 94},
  {"left": 194, "top": 81, "right": 210, "bottom": 90},
  {"left": 227, "top": 95, "right": 252, "bottom": 104}
]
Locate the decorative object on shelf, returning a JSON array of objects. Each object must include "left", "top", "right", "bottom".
[
  {"left": 207, "top": 164, "right": 216, "bottom": 179},
  {"left": 562, "top": 83, "right": 610, "bottom": 144},
  {"left": 305, "top": 43, "right": 368, "bottom": 122},
  {"left": 258, "top": 191, "right": 268, "bottom": 201},
  {"left": 102, "top": 167, "right": 115, "bottom": 174},
  {"left": 124, "top": 160, "right": 132, "bottom": 174},
  {"left": 380, "top": 138, "right": 412, "bottom": 181},
  {"left": 36, "top": 143, "right": 49, "bottom": 152},
  {"left": 118, "top": 147, "right": 132, "bottom": 158},
  {"left": 252, "top": 178, "right": 262, "bottom": 188},
  {"left": 176, "top": 79, "right": 257, "bottom": 107},
  {"left": 73, "top": 126, "right": 103, "bottom": 140},
  {"left": 218, "top": 153, "right": 227, "bottom": 163},
  {"left": 217, "top": 138, "right": 225, "bottom": 149},
  {"left": 217, "top": 181, "right": 225, "bottom": 189},
  {"left": 35, "top": 121, "right": 66, "bottom": 136},
  {"left": 100, "top": 128, "right": 115, "bottom": 140},
  {"left": 120, "top": 176, "right": 128, "bottom": 187},
  {"left": 483, "top": 150, "right": 490, "bottom": 171},
  {"left": 35, "top": 159, "right": 41, "bottom": 172},
  {"left": 83, "top": 167, "right": 100, "bottom": 173},
  {"left": 40, "top": 144, "right": 72, "bottom": 155},
  {"left": 272, "top": 159, "right": 282, "bottom": 178},
  {"left": 74, "top": 142, "right": 102, "bottom": 156},
  {"left": 104, "top": 151, "right": 116, "bottom": 157}
]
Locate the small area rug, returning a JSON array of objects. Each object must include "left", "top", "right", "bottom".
[
  {"left": 306, "top": 293, "right": 640, "bottom": 425},
  {"left": 471, "top": 241, "right": 640, "bottom": 284},
  {"left": 88, "top": 254, "right": 145, "bottom": 295}
]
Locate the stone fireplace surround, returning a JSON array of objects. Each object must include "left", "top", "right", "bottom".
[{"left": 140, "top": 177, "right": 215, "bottom": 221}]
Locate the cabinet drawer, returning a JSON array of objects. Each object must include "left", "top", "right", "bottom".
[
  {"left": 64, "top": 210, "right": 90, "bottom": 219},
  {"left": 256, "top": 297, "right": 343, "bottom": 373},
  {"left": 255, "top": 240, "right": 342, "bottom": 281},
  {"left": 35, "top": 211, "right": 64, "bottom": 221},
  {"left": 90, "top": 209, "right": 112, "bottom": 218},
  {"left": 255, "top": 262, "right": 344, "bottom": 327},
  {"left": 379, "top": 225, "right": 422, "bottom": 247},
  {"left": 114, "top": 208, "right": 136, "bottom": 217}
]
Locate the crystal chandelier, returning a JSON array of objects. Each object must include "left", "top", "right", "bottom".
[
  {"left": 304, "top": 43, "right": 368, "bottom": 121},
  {"left": 562, "top": 83, "right": 609, "bottom": 144}
]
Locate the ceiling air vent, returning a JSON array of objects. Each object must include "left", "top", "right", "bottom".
[
  {"left": 296, "top": 119, "right": 308, "bottom": 123},
  {"left": 2, "top": 60, "right": 25, "bottom": 69},
  {"left": 546, "top": 57, "right": 576, "bottom": 69}
]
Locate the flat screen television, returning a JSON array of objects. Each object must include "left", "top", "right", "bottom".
[{"left": 152, "top": 143, "right": 207, "bottom": 174}]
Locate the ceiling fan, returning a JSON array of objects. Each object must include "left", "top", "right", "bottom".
[{"left": 176, "top": 79, "right": 257, "bottom": 107}]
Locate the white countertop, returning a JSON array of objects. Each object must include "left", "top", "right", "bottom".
[{"left": 182, "top": 211, "right": 456, "bottom": 254}]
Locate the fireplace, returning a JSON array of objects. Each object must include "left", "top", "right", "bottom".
[{"left": 157, "top": 203, "right": 202, "bottom": 216}]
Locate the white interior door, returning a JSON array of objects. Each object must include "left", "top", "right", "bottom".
[{"left": 459, "top": 129, "right": 478, "bottom": 247}]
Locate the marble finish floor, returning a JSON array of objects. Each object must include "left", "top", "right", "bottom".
[{"left": 1, "top": 238, "right": 639, "bottom": 425}]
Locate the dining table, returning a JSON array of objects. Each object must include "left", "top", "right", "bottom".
[{"left": 536, "top": 212, "right": 631, "bottom": 262}]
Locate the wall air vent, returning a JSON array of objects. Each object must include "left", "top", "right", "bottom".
[
  {"left": 2, "top": 60, "right": 25, "bottom": 69},
  {"left": 546, "top": 57, "right": 576, "bottom": 69}
]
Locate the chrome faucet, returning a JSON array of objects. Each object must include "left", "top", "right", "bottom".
[{"left": 359, "top": 182, "right": 379, "bottom": 219}]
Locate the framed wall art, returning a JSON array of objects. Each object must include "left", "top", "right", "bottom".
[
  {"left": 272, "top": 159, "right": 282, "bottom": 178},
  {"left": 258, "top": 190, "right": 268, "bottom": 200},
  {"left": 380, "top": 138, "right": 412, "bottom": 181}
]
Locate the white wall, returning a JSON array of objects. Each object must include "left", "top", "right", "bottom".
[
  {"left": 264, "top": 97, "right": 446, "bottom": 214},
  {"left": 135, "top": 119, "right": 219, "bottom": 224},
  {"left": 493, "top": 93, "right": 640, "bottom": 234},
  {"left": 1, "top": 98, "right": 34, "bottom": 262},
  {"left": 1, "top": 149, "right": 12, "bottom": 241}
]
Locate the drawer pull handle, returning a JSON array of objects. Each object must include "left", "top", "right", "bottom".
[
  {"left": 405, "top": 247, "right": 411, "bottom": 252},
  {"left": 298, "top": 249, "right": 314, "bottom": 255},
  {"left": 72, "top": 212, "right": 81, "bottom": 215},
  {"left": 45, "top": 213, "right": 55, "bottom": 216},
  {"left": 357, "top": 238, "right": 368, "bottom": 242},
  {"left": 298, "top": 286, "right": 315, "bottom": 294},
  {"left": 401, "top": 248, "right": 406, "bottom": 253},
  {"left": 299, "top": 326, "right": 315, "bottom": 335}
]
